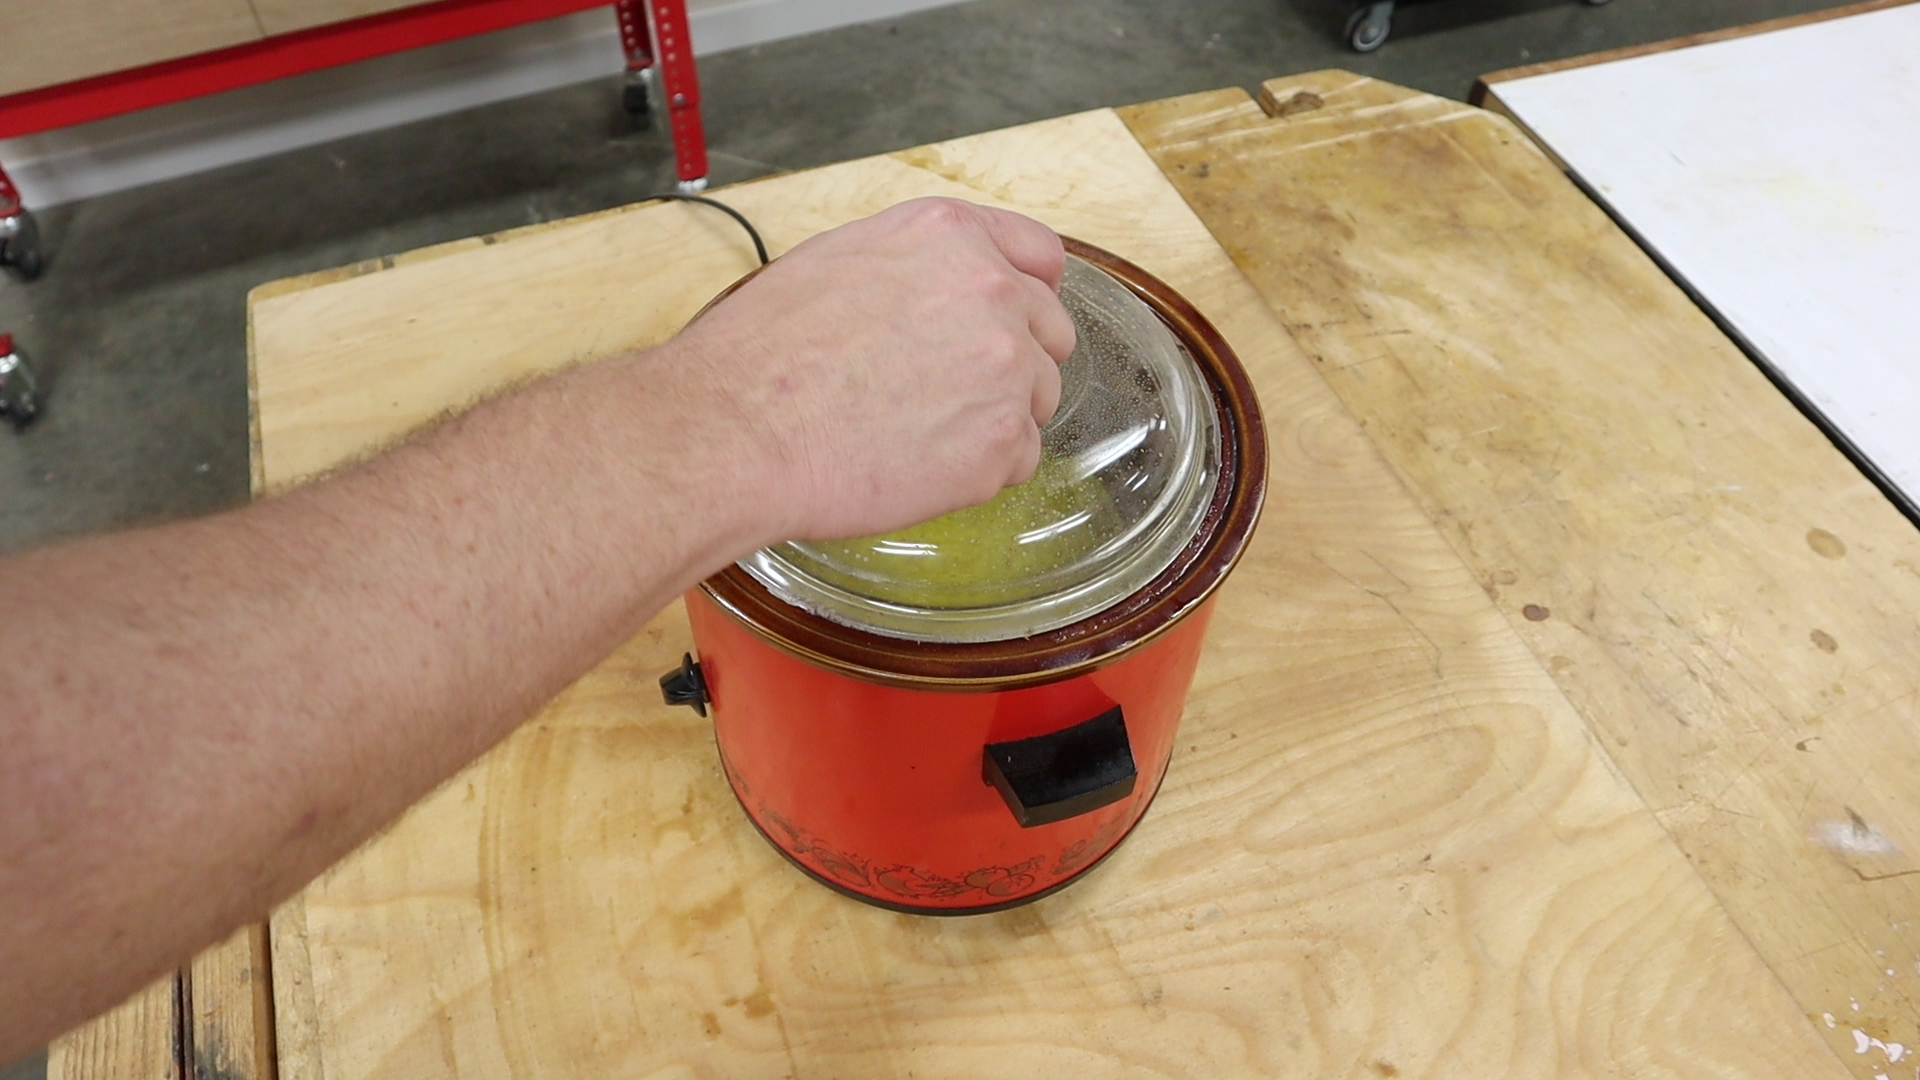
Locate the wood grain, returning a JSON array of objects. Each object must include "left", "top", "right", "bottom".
[
  {"left": 46, "top": 976, "right": 178, "bottom": 1080},
  {"left": 1469, "top": 0, "right": 1919, "bottom": 102},
  {"left": 187, "top": 925, "right": 276, "bottom": 1080},
  {"left": 1124, "top": 69, "right": 1920, "bottom": 1076},
  {"left": 0, "top": 0, "right": 262, "bottom": 97},
  {"left": 251, "top": 105, "right": 1845, "bottom": 1077},
  {"left": 249, "top": 0, "right": 431, "bottom": 38}
]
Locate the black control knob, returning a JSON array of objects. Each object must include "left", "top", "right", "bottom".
[
  {"left": 983, "top": 705, "right": 1137, "bottom": 828},
  {"left": 658, "top": 653, "right": 710, "bottom": 717}
]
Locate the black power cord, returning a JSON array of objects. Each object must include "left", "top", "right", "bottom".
[{"left": 640, "top": 192, "right": 770, "bottom": 266}]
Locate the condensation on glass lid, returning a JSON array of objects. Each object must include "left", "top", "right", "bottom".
[{"left": 739, "top": 254, "right": 1221, "bottom": 643}]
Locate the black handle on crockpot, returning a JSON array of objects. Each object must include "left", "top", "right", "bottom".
[
  {"left": 659, "top": 653, "right": 710, "bottom": 717},
  {"left": 983, "top": 706, "right": 1137, "bottom": 828}
]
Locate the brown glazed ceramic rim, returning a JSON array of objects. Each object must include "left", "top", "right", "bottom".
[{"left": 697, "top": 237, "right": 1269, "bottom": 691}]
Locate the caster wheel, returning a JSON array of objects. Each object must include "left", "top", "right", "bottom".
[
  {"left": 622, "top": 74, "right": 652, "bottom": 117},
  {"left": 1345, "top": 7, "right": 1391, "bottom": 52},
  {"left": 1, "top": 210, "right": 44, "bottom": 281},
  {"left": 0, "top": 340, "right": 40, "bottom": 430},
  {"left": 1, "top": 391, "right": 37, "bottom": 429}
]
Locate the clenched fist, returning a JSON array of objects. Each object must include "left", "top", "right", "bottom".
[{"left": 657, "top": 197, "right": 1077, "bottom": 545}]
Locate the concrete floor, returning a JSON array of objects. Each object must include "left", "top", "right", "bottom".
[{"left": 0, "top": 0, "right": 1844, "bottom": 1070}]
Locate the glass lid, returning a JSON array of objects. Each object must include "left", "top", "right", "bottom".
[{"left": 739, "top": 254, "right": 1221, "bottom": 643}]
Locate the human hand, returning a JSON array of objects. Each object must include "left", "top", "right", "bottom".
[{"left": 664, "top": 197, "right": 1076, "bottom": 544}]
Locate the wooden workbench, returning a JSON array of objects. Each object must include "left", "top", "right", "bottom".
[{"left": 50, "top": 68, "right": 1920, "bottom": 1080}]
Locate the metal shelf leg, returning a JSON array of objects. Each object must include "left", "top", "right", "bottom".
[
  {"left": 615, "top": 0, "right": 656, "bottom": 116},
  {"left": 615, "top": 0, "right": 709, "bottom": 191}
]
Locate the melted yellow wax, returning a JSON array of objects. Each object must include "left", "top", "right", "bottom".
[{"left": 805, "top": 455, "right": 1121, "bottom": 608}]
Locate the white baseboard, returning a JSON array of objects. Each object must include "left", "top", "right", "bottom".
[{"left": 0, "top": 0, "right": 969, "bottom": 208}]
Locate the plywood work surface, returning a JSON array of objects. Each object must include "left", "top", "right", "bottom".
[
  {"left": 45, "top": 975, "right": 177, "bottom": 1080},
  {"left": 0, "top": 0, "right": 262, "bottom": 97},
  {"left": 249, "top": 105, "right": 1845, "bottom": 1077},
  {"left": 248, "top": 0, "right": 430, "bottom": 37},
  {"left": 1123, "top": 70, "right": 1920, "bottom": 1077}
]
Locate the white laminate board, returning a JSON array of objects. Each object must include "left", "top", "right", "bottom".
[{"left": 1494, "top": 5, "right": 1920, "bottom": 512}]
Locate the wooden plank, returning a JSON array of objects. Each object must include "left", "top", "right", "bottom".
[
  {"left": 187, "top": 926, "right": 277, "bottom": 1080},
  {"left": 246, "top": 196, "right": 769, "bottom": 491},
  {"left": 252, "top": 104, "right": 1843, "bottom": 1078},
  {"left": 249, "top": 0, "right": 426, "bottom": 38},
  {"left": 45, "top": 976, "right": 178, "bottom": 1080},
  {"left": 245, "top": 220, "right": 582, "bottom": 496},
  {"left": 0, "top": 0, "right": 263, "bottom": 98},
  {"left": 1123, "top": 69, "right": 1920, "bottom": 1077},
  {"left": 38, "top": 928, "right": 268, "bottom": 1079},
  {"left": 1469, "top": 0, "right": 1918, "bottom": 103}
]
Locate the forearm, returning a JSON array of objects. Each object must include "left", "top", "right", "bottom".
[
  {"left": 0, "top": 340, "right": 761, "bottom": 1056},
  {"left": 0, "top": 196, "right": 1072, "bottom": 1059}
]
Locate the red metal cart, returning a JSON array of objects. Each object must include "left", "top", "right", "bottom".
[{"left": 0, "top": 0, "right": 709, "bottom": 427}]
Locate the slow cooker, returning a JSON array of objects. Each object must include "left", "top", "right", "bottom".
[{"left": 659, "top": 238, "right": 1266, "bottom": 914}]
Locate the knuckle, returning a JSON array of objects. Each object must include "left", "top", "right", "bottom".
[
  {"left": 984, "top": 322, "right": 1025, "bottom": 356},
  {"left": 908, "top": 197, "right": 973, "bottom": 233},
  {"left": 980, "top": 331, "right": 1031, "bottom": 377},
  {"left": 959, "top": 262, "right": 1019, "bottom": 306},
  {"left": 1009, "top": 430, "right": 1043, "bottom": 485},
  {"left": 1034, "top": 381, "right": 1062, "bottom": 425},
  {"left": 983, "top": 267, "right": 1026, "bottom": 304},
  {"left": 983, "top": 405, "right": 1029, "bottom": 450}
]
